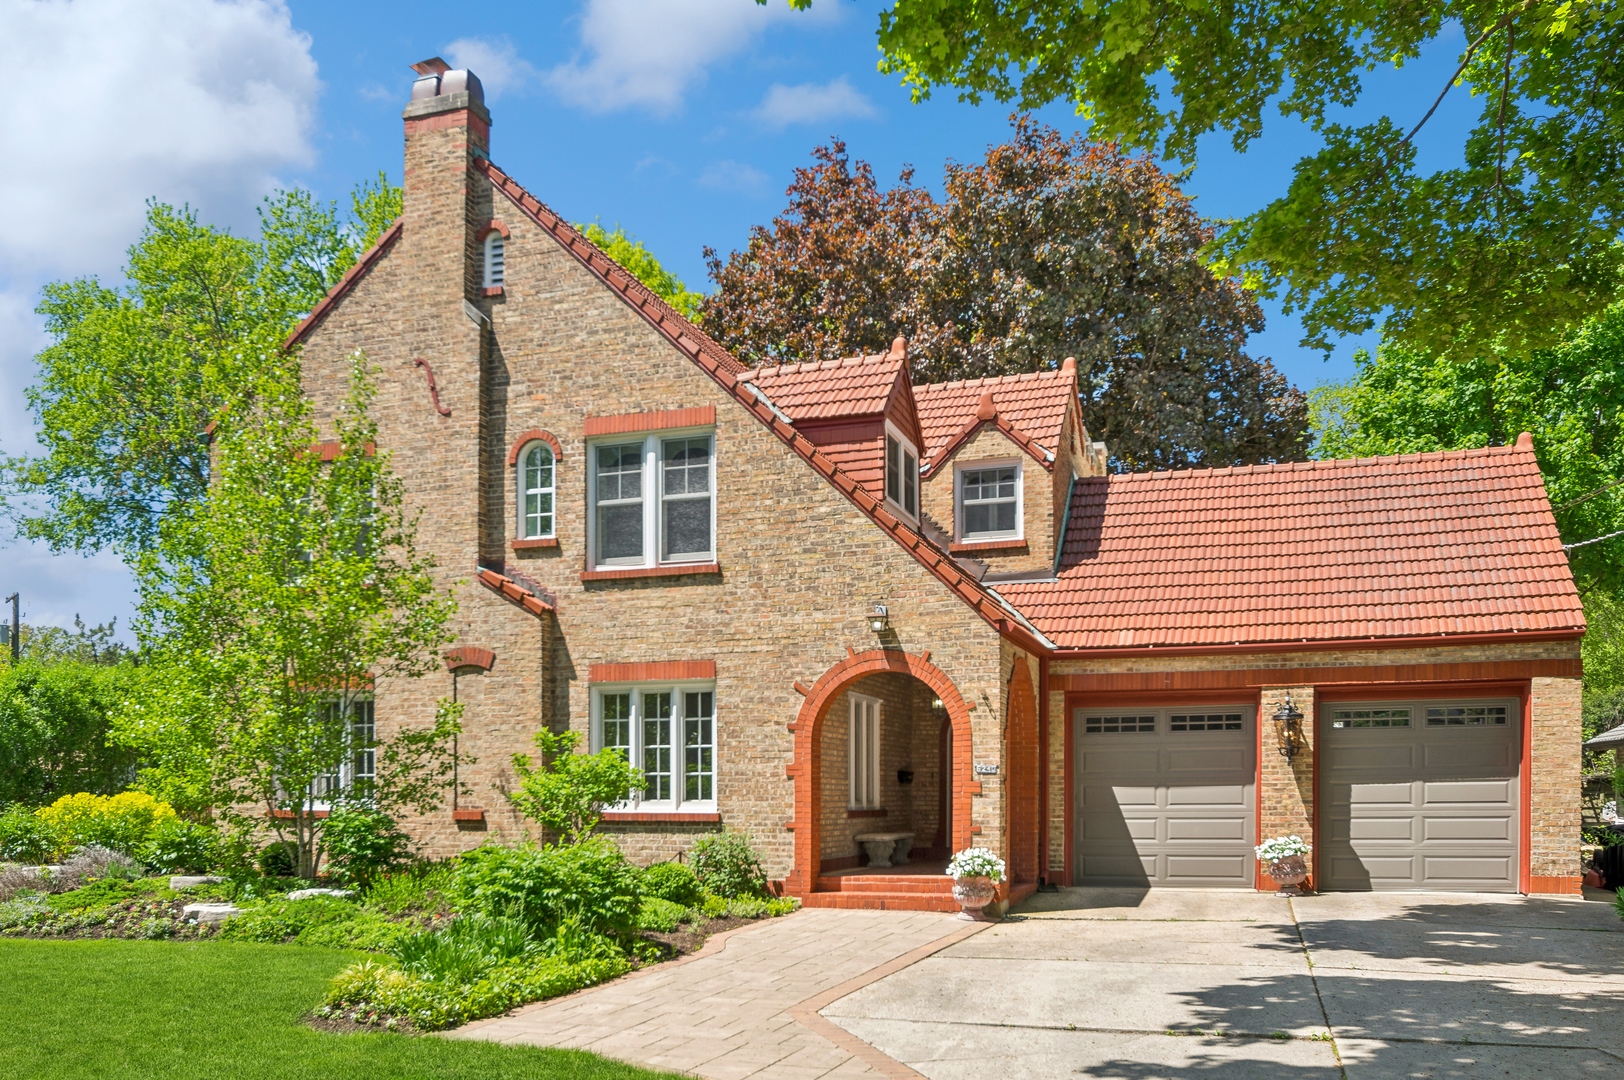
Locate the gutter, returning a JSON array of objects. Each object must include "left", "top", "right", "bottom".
[{"left": 1047, "top": 627, "right": 1586, "bottom": 660}]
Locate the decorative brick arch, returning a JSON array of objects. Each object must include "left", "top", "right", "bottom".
[
  {"left": 477, "top": 218, "right": 510, "bottom": 241},
  {"left": 1007, "top": 660, "right": 1040, "bottom": 884},
  {"left": 785, "top": 649, "right": 974, "bottom": 896},
  {"left": 508, "top": 429, "right": 562, "bottom": 465}
]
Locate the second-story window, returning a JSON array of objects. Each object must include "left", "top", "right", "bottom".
[
  {"left": 885, "top": 425, "right": 918, "bottom": 519},
  {"left": 483, "top": 232, "right": 505, "bottom": 288},
  {"left": 958, "top": 461, "right": 1021, "bottom": 540},
  {"left": 590, "top": 431, "right": 715, "bottom": 569},
  {"left": 520, "top": 443, "right": 555, "bottom": 539}
]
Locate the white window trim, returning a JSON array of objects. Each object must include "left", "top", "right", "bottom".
[
  {"left": 883, "top": 421, "right": 920, "bottom": 522},
  {"left": 483, "top": 232, "right": 505, "bottom": 288},
  {"left": 591, "top": 682, "right": 718, "bottom": 811},
  {"left": 517, "top": 441, "right": 556, "bottom": 539},
  {"left": 848, "top": 692, "right": 882, "bottom": 810},
  {"left": 308, "top": 697, "right": 376, "bottom": 810},
  {"left": 586, "top": 428, "right": 716, "bottom": 570},
  {"left": 954, "top": 457, "right": 1024, "bottom": 542}
]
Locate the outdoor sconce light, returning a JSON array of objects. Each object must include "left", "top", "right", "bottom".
[
  {"left": 930, "top": 695, "right": 948, "bottom": 724},
  {"left": 1273, "top": 693, "right": 1305, "bottom": 760},
  {"left": 868, "top": 604, "right": 890, "bottom": 634}
]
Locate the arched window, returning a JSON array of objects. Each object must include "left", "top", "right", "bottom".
[
  {"left": 483, "top": 232, "right": 505, "bottom": 289},
  {"left": 520, "top": 443, "right": 554, "bottom": 538}
]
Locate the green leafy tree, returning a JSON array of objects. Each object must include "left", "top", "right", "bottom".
[
  {"left": 2, "top": 177, "right": 402, "bottom": 557},
  {"left": 0, "top": 659, "right": 140, "bottom": 805},
  {"left": 778, "top": 0, "right": 1624, "bottom": 361},
  {"left": 576, "top": 222, "right": 703, "bottom": 319},
  {"left": 705, "top": 125, "right": 1307, "bottom": 469},
  {"left": 508, "top": 729, "right": 644, "bottom": 844},
  {"left": 111, "top": 352, "right": 459, "bottom": 878},
  {"left": 5, "top": 617, "right": 129, "bottom": 665}
]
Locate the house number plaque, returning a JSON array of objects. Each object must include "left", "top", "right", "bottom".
[{"left": 973, "top": 763, "right": 999, "bottom": 775}]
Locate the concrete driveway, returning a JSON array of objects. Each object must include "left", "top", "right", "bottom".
[{"left": 824, "top": 888, "right": 1624, "bottom": 1079}]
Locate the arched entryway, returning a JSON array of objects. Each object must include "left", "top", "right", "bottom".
[
  {"left": 786, "top": 649, "right": 975, "bottom": 900},
  {"left": 1007, "top": 660, "right": 1040, "bottom": 884}
]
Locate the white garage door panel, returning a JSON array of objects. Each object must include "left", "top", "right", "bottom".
[
  {"left": 1073, "top": 705, "right": 1256, "bottom": 888},
  {"left": 1321, "top": 698, "right": 1519, "bottom": 892}
]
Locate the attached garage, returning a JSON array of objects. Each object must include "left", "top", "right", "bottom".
[
  {"left": 1320, "top": 698, "right": 1521, "bottom": 892},
  {"left": 1073, "top": 704, "right": 1256, "bottom": 887}
]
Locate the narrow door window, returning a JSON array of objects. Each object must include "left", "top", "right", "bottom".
[{"left": 849, "top": 694, "right": 881, "bottom": 809}]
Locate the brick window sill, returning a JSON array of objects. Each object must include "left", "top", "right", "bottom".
[
  {"left": 511, "top": 537, "right": 559, "bottom": 550},
  {"left": 581, "top": 562, "right": 720, "bottom": 582},
  {"left": 600, "top": 811, "right": 722, "bottom": 824},
  {"left": 270, "top": 809, "right": 329, "bottom": 820},
  {"left": 846, "top": 808, "right": 888, "bottom": 819},
  {"left": 950, "top": 538, "right": 1027, "bottom": 554},
  {"left": 482, "top": 286, "right": 504, "bottom": 298},
  {"left": 451, "top": 808, "right": 486, "bottom": 822}
]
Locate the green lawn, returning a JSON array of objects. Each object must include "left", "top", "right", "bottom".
[{"left": 0, "top": 939, "right": 682, "bottom": 1080}]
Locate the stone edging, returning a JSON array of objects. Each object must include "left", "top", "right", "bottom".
[{"left": 784, "top": 918, "right": 994, "bottom": 1079}]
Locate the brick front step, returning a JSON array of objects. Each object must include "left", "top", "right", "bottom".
[
  {"left": 814, "top": 874, "right": 955, "bottom": 895},
  {"left": 799, "top": 890, "right": 962, "bottom": 912}
]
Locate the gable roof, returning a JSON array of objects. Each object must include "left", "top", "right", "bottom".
[
  {"left": 739, "top": 349, "right": 906, "bottom": 423},
  {"left": 285, "top": 220, "right": 405, "bottom": 349},
  {"left": 477, "top": 159, "right": 1047, "bottom": 650},
  {"left": 996, "top": 438, "right": 1585, "bottom": 653},
  {"left": 914, "top": 363, "right": 1075, "bottom": 472}
]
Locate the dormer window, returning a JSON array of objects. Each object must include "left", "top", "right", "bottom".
[
  {"left": 520, "top": 442, "right": 555, "bottom": 539},
  {"left": 885, "top": 424, "right": 918, "bottom": 519},
  {"left": 957, "top": 460, "right": 1021, "bottom": 541},
  {"left": 483, "top": 232, "right": 505, "bottom": 289}
]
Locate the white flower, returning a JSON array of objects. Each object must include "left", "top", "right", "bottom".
[
  {"left": 946, "top": 847, "right": 1006, "bottom": 882},
  {"left": 1255, "top": 835, "right": 1311, "bottom": 862},
  {"left": 1602, "top": 801, "right": 1619, "bottom": 824}
]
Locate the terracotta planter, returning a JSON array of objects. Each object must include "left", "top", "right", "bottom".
[
  {"left": 951, "top": 875, "right": 999, "bottom": 921},
  {"left": 1268, "top": 854, "right": 1309, "bottom": 897}
]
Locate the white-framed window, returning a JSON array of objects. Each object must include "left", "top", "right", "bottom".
[
  {"left": 956, "top": 459, "right": 1021, "bottom": 540},
  {"left": 519, "top": 442, "right": 555, "bottom": 538},
  {"left": 593, "top": 683, "right": 716, "bottom": 809},
  {"left": 483, "top": 232, "right": 505, "bottom": 288},
  {"left": 588, "top": 431, "right": 715, "bottom": 569},
  {"left": 311, "top": 698, "right": 375, "bottom": 805},
  {"left": 849, "top": 693, "right": 882, "bottom": 809},
  {"left": 884, "top": 424, "right": 918, "bottom": 519},
  {"left": 1330, "top": 707, "right": 1412, "bottom": 729}
]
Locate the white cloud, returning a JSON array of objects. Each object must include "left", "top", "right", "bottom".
[
  {"left": 548, "top": 0, "right": 814, "bottom": 115},
  {"left": 697, "top": 160, "right": 770, "bottom": 196},
  {"left": 443, "top": 37, "right": 538, "bottom": 101},
  {"left": 0, "top": 0, "right": 319, "bottom": 275},
  {"left": 752, "top": 76, "right": 876, "bottom": 129}
]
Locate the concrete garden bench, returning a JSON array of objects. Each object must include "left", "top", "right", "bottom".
[{"left": 853, "top": 831, "right": 915, "bottom": 868}]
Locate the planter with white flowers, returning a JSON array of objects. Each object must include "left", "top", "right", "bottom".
[
  {"left": 946, "top": 847, "right": 1006, "bottom": 921},
  {"left": 1255, "top": 835, "right": 1312, "bottom": 896}
]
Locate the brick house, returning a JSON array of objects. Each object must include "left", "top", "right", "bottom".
[{"left": 288, "top": 62, "right": 1587, "bottom": 908}]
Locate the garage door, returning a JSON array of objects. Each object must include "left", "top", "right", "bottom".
[
  {"left": 1321, "top": 699, "right": 1520, "bottom": 892},
  {"left": 1073, "top": 705, "right": 1256, "bottom": 887}
]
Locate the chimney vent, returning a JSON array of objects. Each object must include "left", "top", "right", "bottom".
[{"left": 409, "top": 58, "right": 485, "bottom": 107}]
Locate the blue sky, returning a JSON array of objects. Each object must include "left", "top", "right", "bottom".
[{"left": 0, "top": 0, "right": 1480, "bottom": 636}]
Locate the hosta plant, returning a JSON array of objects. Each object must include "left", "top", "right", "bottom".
[
  {"left": 946, "top": 847, "right": 1006, "bottom": 883},
  {"left": 1255, "top": 836, "right": 1311, "bottom": 863}
]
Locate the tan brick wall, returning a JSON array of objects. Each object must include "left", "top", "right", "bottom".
[
  {"left": 1046, "top": 686, "right": 1066, "bottom": 873},
  {"left": 296, "top": 96, "right": 1009, "bottom": 881},
  {"left": 1530, "top": 676, "right": 1583, "bottom": 882},
  {"left": 920, "top": 426, "right": 1054, "bottom": 575},
  {"left": 816, "top": 673, "right": 940, "bottom": 865},
  {"left": 1258, "top": 687, "right": 1315, "bottom": 880}
]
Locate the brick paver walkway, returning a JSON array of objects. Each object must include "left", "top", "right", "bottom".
[{"left": 448, "top": 909, "right": 977, "bottom": 1079}]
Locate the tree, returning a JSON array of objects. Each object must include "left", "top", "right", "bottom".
[
  {"left": 704, "top": 123, "right": 1307, "bottom": 470},
  {"left": 2, "top": 177, "right": 403, "bottom": 558},
  {"left": 779, "top": 0, "right": 1624, "bottom": 362},
  {"left": 111, "top": 352, "right": 460, "bottom": 878},
  {"left": 508, "top": 729, "right": 644, "bottom": 845},
  {"left": 0, "top": 659, "right": 140, "bottom": 806},
  {"left": 577, "top": 222, "right": 703, "bottom": 319}
]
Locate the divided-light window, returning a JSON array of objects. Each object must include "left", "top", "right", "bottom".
[
  {"left": 957, "top": 462, "right": 1020, "bottom": 540},
  {"left": 519, "top": 443, "right": 555, "bottom": 538},
  {"left": 594, "top": 684, "right": 715, "bottom": 808},
  {"left": 589, "top": 432, "right": 715, "bottom": 569},
  {"left": 311, "top": 698, "right": 375, "bottom": 805},
  {"left": 885, "top": 426, "right": 918, "bottom": 519}
]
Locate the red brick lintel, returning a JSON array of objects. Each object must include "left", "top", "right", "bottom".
[
  {"left": 580, "top": 562, "right": 720, "bottom": 582},
  {"left": 590, "top": 660, "right": 716, "bottom": 683},
  {"left": 600, "top": 811, "right": 722, "bottom": 824},
  {"left": 583, "top": 406, "right": 715, "bottom": 437}
]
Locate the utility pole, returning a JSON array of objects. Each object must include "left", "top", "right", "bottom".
[{"left": 4, "top": 594, "right": 17, "bottom": 663}]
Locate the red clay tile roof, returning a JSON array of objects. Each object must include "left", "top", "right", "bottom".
[
  {"left": 997, "top": 441, "right": 1584, "bottom": 652},
  {"left": 477, "top": 162, "right": 1044, "bottom": 650},
  {"left": 478, "top": 568, "right": 555, "bottom": 617},
  {"left": 739, "top": 350, "right": 905, "bottom": 422},
  {"left": 914, "top": 364, "right": 1074, "bottom": 470}
]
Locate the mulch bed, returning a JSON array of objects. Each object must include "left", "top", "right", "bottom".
[{"left": 636, "top": 914, "right": 754, "bottom": 963}]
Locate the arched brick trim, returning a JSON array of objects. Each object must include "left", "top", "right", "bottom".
[
  {"left": 1007, "top": 660, "right": 1040, "bottom": 884},
  {"left": 477, "top": 218, "right": 510, "bottom": 241},
  {"left": 507, "top": 429, "right": 562, "bottom": 466},
  {"left": 786, "top": 649, "right": 975, "bottom": 896}
]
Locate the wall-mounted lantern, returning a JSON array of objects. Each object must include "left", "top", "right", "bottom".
[
  {"left": 867, "top": 604, "right": 890, "bottom": 635},
  {"left": 1273, "top": 693, "right": 1305, "bottom": 760}
]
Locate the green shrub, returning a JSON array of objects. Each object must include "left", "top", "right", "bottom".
[
  {"left": 218, "top": 896, "right": 358, "bottom": 943},
  {"left": 691, "top": 833, "right": 767, "bottom": 899},
  {"left": 36, "top": 792, "right": 176, "bottom": 859},
  {"left": 295, "top": 909, "right": 420, "bottom": 952},
  {"left": 641, "top": 861, "right": 702, "bottom": 907},
  {"left": 322, "top": 806, "right": 411, "bottom": 885},
  {"left": 0, "top": 658, "right": 140, "bottom": 807},
  {"left": 392, "top": 914, "right": 536, "bottom": 983},
  {"left": 363, "top": 863, "right": 456, "bottom": 915},
  {"left": 451, "top": 838, "right": 641, "bottom": 938},
  {"left": 46, "top": 877, "right": 149, "bottom": 912},
  {"left": 0, "top": 805, "right": 54, "bottom": 864},
  {"left": 257, "top": 840, "right": 297, "bottom": 877},
  {"left": 137, "top": 818, "right": 218, "bottom": 873},
  {"left": 636, "top": 896, "right": 687, "bottom": 932},
  {"left": 323, "top": 952, "right": 628, "bottom": 1031}
]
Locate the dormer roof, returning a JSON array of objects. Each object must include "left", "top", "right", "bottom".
[{"left": 914, "top": 362, "right": 1076, "bottom": 473}]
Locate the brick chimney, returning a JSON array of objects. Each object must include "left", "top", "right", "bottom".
[{"left": 403, "top": 57, "right": 490, "bottom": 303}]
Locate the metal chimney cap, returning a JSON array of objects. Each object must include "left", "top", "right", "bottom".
[{"left": 411, "top": 57, "right": 451, "bottom": 76}]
